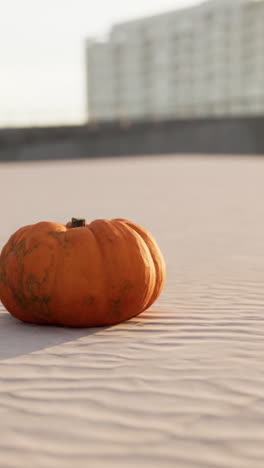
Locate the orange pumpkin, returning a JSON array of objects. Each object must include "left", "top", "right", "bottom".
[{"left": 0, "top": 218, "right": 165, "bottom": 327}]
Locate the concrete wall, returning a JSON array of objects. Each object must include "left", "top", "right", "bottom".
[{"left": 0, "top": 117, "right": 264, "bottom": 162}]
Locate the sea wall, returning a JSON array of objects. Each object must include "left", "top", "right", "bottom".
[{"left": 0, "top": 116, "right": 264, "bottom": 161}]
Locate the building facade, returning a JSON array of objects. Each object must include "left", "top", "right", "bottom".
[{"left": 86, "top": 0, "right": 264, "bottom": 122}]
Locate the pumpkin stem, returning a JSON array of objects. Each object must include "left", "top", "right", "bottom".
[{"left": 71, "top": 218, "right": 86, "bottom": 228}]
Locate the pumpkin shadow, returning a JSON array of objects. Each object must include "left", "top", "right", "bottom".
[
  {"left": 0, "top": 310, "right": 113, "bottom": 361},
  {"left": 0, "top": 306, "right": 166, "bottom": 360}
]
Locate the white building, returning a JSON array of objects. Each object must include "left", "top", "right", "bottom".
[{"left": 86, "top": 0, "right": 264, "bottom": 122}]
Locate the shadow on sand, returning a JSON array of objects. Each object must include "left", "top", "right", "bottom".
[
  {"left": 0, "top": 311, "right": 113, "bottom": 361},
  {"left": 0, "top": 308, "right": 161, "bottom": 361}
]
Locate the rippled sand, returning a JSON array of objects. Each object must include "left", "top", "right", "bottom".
[{"left": 1, "top": 155, "right": 264, "bottom": 467}]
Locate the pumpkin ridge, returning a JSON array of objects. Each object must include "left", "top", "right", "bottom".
[
  {"left": 47, "top": 226, "right": 81, "bottom": 325},
  {"left": 112, "top": 220, "right": 156, "bottom": 312},
  {"left": 114, "top": 219, "right": 165, "bottom": 310},
  {"left": 88, "top": 223, "right": 108, "bottom": 314},
  {"left": 0, "top": 231, "right": 30, "bottom": 318}
]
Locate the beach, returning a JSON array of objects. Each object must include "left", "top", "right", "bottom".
[{"left": 1, "top": 154, "right": 264, "bottom": 467}]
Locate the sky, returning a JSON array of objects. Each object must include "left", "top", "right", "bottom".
[{"left": 0, "top": 0, "right": 202, "bottom": 127}]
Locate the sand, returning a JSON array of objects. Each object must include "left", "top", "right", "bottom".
[{"left": 1, "top": 154, "right": 264, "bottom": 468}]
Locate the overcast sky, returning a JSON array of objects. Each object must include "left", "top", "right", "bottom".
[{"left": 0, "top": 0, "right": 202, "bottom": 127}]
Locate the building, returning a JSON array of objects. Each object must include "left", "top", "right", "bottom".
[{"left": 85, "top": 0, "right": 264, "bottom": 123}]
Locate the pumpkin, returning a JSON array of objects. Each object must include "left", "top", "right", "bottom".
[{"left": 0, "top": 218, "right": 165, "bottom": 327}]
